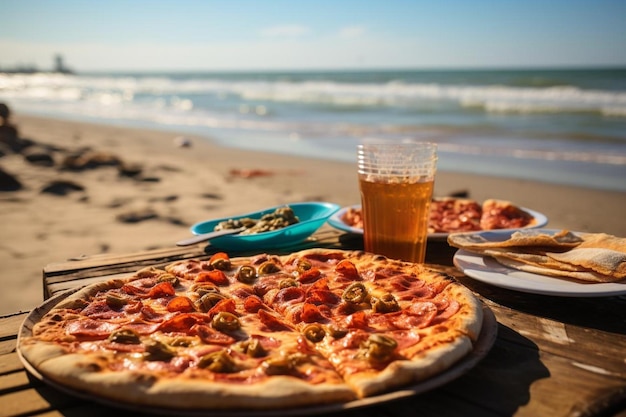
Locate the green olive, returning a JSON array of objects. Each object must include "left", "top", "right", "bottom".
[
  {"left": 258, "top": 261, "right": 281, "bottom": 275},
  {"left": 262, "top": 357, "right": 293, "bottom": 375},
  {"left": 362, "top": 334, "right": 398, "bottom": 363},
  {"left": 327, "top": 325, "right": 348, "bottom": 339},
  {"left": 371, "top": 293, "right": 400, "bottom": 313},
  {"left": 278, "top": 278, "right": 298, "bottom": 289},
  {"left": 144, "top": 340, "right": 176, "bottom": 362},
  {"left": 295, "top": 259, "right": 312, "bottom": 272},
  {"left": 108, "top": 329, "right": 140, "bottom": 344},
  {"left": 157, "top": 273, "right": 179, "bottom": 287},
  {"left": 170, "top": 336, "right": 194, "bottom": 347},
  {"left": 195, "top": 292, "right": 227, "bottom": 312},
  {"left": 193, "top": 284, "right": 221, "bottom": 297},
  {"left": 198, "top": 350, "right": 237, "bottom": 373},
  {"left": 302, "top": 324, "right": 326, "bottom": 343},
  {"left": 235, "top": 338, "right": 268, "bottom": 358},
  {"left": 211, "top": 258, "right": 231, "bottom": 271},
  {"left": 212, "top": 311, "right": 240, "bottom": 332},
  {"left": 105, "top": 294, "right": 128, "bottom": 309},
  {"left": 288, "top": 352, "right": 309, "bottom": 366},
  {"left": 236, "top": 266, "right": 257, "bottom": 283},
  {"left": 342, "top": 282, "right": 368, "bottom": 304}
]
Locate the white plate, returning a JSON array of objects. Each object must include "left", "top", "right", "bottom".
[
  {"left": 328, "top": 204, "right": 549, "bottom": 241},
  {"left": 454, "top": 245, "right": 626, "bottom": 297}
]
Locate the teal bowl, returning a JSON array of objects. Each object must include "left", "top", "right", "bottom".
[{"left": 190, "top": 202, "right": 341, "bottom": 251}]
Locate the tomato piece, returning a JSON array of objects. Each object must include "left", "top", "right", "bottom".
[
  {"left": 345, "top": 310, "right": 369, "bottom": 329},
  {"left": 207, "top": 298, "right": 237, "bottom": 318},
  {"left": 196, "top": 270, "right": 230, "bottom": 286},
  {"left": 166, "top": 296, "right": 196, "bottom": 313},
  {"left": 209, "top": 252, "right": 229, "bottom": 262},
  {"left": 298, "top": 267, "right": 322, "bottom": 284},
  {"left": 147, "top": 282, "right": 176, "bottom": 298},
  {"left": 306, "top": 289, "right": 340, "bottom": 306},
  {"left": 257, "top": 309, "right": 291, "bottom": 331},
  {"left": 301, "top": 303, "right": 326, "bottom": 323},
  {"left": 335, "top": 260, "right": 360, "bottom": 280},
  {"left": 209, "top": 252, "right": 232, "bottom": 270},
  {"left": 159, "top": 314, "right": 199, "bottom": 333},
  {"left": 308, "top": 277, "right": 329, "bottom": 292},
  {"left": 243, "top": 295, "right": 265, "bottom": 313}
]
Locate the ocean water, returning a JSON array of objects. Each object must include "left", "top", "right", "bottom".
[{"left": 1, "top": 68, "right": 625, "bottom": 191}]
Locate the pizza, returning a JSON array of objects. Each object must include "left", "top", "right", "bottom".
[
  {"left": 341, "top": 198, "right": 535, "bottom": 234},
  {"left": 477, "top": 199, "right": 533, "bottom": 231},
  {"left": 19, "top": 249, "right": 483, "bottom": 411},
  {"left": 429, "top": 198, "right": 483, "bottom": 233}
]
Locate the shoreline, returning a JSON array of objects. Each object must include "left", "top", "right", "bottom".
[
  {"left": 1, "top": 114, "right": 625, "bottom": 315},
  {"left": 10, "top": 109, "right": 626, "bottom": 193}
]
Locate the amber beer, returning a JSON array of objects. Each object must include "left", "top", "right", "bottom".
[
  {"left": 357, "top": 140, "right": 437, "bottom": 263},
  {"left": 359, "top": 178, "right": 434, "bottom": 263}
]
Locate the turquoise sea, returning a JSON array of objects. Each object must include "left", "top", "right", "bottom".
[{"left": 1, "top": 68, "right": 625, "bottom": 191}]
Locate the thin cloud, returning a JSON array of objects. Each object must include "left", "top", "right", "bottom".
[
  {"left": 260, "top": 25, "right": 311, "bottom": 38},
  {"left": 338, "top": 26, "right": 366, "bottom": 38}
]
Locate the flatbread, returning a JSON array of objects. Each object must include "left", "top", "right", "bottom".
[
  {"left": 449, "top": 229, "right": 626, "bottom": 283},
  {"left": 546, "top": 248, "right": 626, "bottom": 279},
  {"left": 448, "top": 229, "right": 583, "bottom": 250},
  {"left": 491, "top": 255, "right": 615, "bottom": 283}
]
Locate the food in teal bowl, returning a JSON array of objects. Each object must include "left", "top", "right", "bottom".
[{"left": 190, "top": 202, "right": 341, "bottom": 250}]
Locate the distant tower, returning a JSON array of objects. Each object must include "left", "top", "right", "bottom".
[{"left": 54, "top": 54, "right": 66, "bottom": 73}]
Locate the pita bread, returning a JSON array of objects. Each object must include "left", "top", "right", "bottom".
[
  {"left": 450, "top": 229, "right": 626, "bottom": 283},
  {"left": 546, "top": 248, "right": 626, "bottom": 279},
  {"left": 491, "top": 255, "right": 616, "bottom": 283},
  {"left": 482, "top": 248, "right": 585, "bottom": 273},
  {"left": 577, "top": 233, "right": 626, "bottom": 254},
  {"left": 448, "top": 229, "right": 582, "bottom": 250}
]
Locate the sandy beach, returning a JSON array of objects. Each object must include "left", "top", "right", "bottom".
[{"left": 1, "top": 113, "right": 625, "bottom": 315}]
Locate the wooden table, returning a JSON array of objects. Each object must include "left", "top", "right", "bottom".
[{"left": 1, "top": 226, "right": 625, "bottom": 417}]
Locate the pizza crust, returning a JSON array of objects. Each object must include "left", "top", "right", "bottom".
[
  {"left": 33, "top": 352, "right": 355, "bottom": 410},
  {"left": 346, "top": 336, "right": 472, "bottom": 398}
]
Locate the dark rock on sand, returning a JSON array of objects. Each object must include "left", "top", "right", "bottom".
[
  {"left": 116, "top": 208, "right": 159, "bottom": 223},
  {"left": 149, "top": 195, "right": 178, "bottom": 202},
  {"left": 118, "top": 162, "right": 143, "bottom": 178},
  {"left": 202, "top": 192, "right": 223, "bottom": 200},
  {"left": 24, "top": 148, "right": 56, "bottom": 166},
  {"left": 60, "top": 149, "right": 121, "bottom": 171},
  {"left": 0, "top": 167, "right": 23, "bottom": 191},
  {"left": 41, "top": 180, "right": 85, "bottom": 196}
]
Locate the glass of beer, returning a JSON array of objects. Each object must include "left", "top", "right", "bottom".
[{"left": 358, "top": 140, "right": 437, "bottom": 263}]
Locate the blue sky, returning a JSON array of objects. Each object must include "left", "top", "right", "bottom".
[{"left": 1, "top": 0, "right": 625, "bottom": 72}]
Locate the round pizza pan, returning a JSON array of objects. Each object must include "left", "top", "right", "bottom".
[{"left": 18, "top": 290, "right": 498, "bottom": 416}]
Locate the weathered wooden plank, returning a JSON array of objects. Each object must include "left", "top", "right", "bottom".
[
  {"left": 42, "top": 227, "right": 350, "bottom": 273},
  {"left": 0, "top": 386, "right": 77, "bottom": 417},
  {"left": 0, "top": 370, "right": 31, "bottom": 391},
  {"left": 440, "top": 336, "right": 626, "bottom": 417},
  {"left": 0, "top": 313, "right": 26, "bottom": 339},
  {"left": 491, "top": 306, "right": 626, "bottom": 376},
  {"left": 46, "top": 272, "right": 134, "bottom": 299},
  {"left": 0, "top": 352, "right": 23, "bottom": 375},
  {"left": 42, "top": 246, "right": 205, "bottom": 275},
  {"left": 456, "top": 275, "right": 626, "bottom": 334}
]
